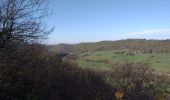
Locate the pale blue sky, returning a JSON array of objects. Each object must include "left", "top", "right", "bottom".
[{"left": 47, "top": 0, "right": 170, "bottom": 44}]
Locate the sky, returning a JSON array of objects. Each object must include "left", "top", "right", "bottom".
[{"left": 46, "top": 0, "right": 170, "bottom": 44}]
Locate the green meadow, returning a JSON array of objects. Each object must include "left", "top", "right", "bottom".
[{"left": 77, "top": 51, "right": 170, "bottom": 73}]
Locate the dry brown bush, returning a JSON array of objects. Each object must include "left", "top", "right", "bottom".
[
  {"left": 105, "top": 62, "right": 170, "bottom": 100},
  {"left": 0, "top": 44, "right": 115, "bottom": 100}
]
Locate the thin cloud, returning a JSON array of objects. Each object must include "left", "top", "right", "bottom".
[
  {"left": 130, "top": 29, "right": 170, "bottom": 35},
  {"left": 122, "top": 29, "right": 170, "bottom": 39}
]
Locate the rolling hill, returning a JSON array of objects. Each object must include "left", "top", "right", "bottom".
[{"left": 48, "top": 39, "right": 170, "bottom": 54}]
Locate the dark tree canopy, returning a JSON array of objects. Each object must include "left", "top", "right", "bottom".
[{"left": 0, "top": 0, "right": 51, "bottom": 48}]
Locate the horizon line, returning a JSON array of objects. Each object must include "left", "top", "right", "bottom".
[{"left": 46, "top": 38, "right": 170, "bottom": 45}]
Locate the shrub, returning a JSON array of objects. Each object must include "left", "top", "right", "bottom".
[
  {"left": 106, "top": 62, "right": 170, "bottom": 100},
  {"left": 0, "top": 44, "right": 115, "bottom": 100}
]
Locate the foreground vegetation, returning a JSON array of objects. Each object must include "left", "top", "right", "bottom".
[{"left": 0, "top": 45, "right": 115, "bottom": 100}]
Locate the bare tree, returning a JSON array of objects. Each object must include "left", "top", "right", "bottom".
[{"left": 0, "top": 0, "right": 52, "bottom": 48}]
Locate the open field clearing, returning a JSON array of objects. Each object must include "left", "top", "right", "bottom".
[{"left": 76, "top": 51, "right": 170, "bottom": 73}]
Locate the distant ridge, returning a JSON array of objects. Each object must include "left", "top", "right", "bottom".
[{"left": 48, "top": 39, "right": 170, "bottom": 54}]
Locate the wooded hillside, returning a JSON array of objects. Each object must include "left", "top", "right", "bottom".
[{"left": 49, "top": 39, "right": 170, "bottom": 54}]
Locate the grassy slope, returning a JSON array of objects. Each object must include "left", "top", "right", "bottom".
[{"left": 77, "top": 51, "right": 170, "bottom": 72}]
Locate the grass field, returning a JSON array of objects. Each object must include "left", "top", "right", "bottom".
[{"left": 76, "top": 51, "right": 170, "bottom": 73}]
